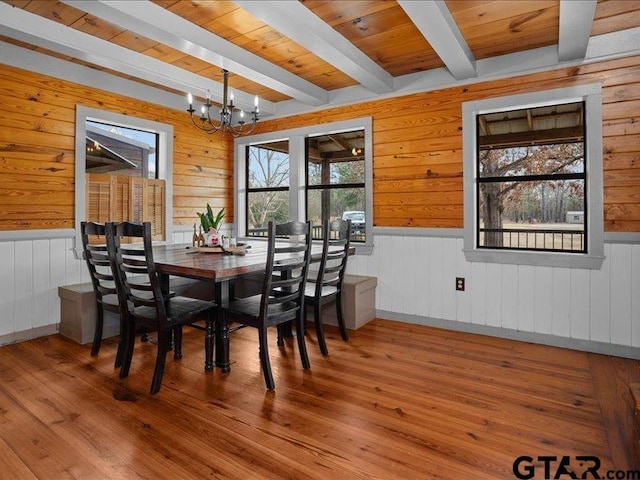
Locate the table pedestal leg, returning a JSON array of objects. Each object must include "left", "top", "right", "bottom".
[
  {"left": 205, "top": 313, "right": 214, "bottom": 371},
  {"left": 214, "top": 281, "right": 231, "bottom": 372},
  {"left": 215, "top": 310, "right": 230, "bottom": 372}
]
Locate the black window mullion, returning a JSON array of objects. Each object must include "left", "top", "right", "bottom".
[
  {"left": 478, "top": 172, "right": 585, "bottom": 183},
  {"left": 305, "top": 138, "right": 310, "bottom": 228},
  {"left": 247, "top": 186, "right": 289, "bottom": 194},
  {"left": 582, "top": 100, "right": 588, "bottom": 253},
  {"left": 245, "top": 145, "right": 250, "bottom": 236},
  {"left": 476, "top": 115, "right": 482, "bottom": 249},
  {"left": 306, "top": 182, "right": 365, "bottom": 191}
]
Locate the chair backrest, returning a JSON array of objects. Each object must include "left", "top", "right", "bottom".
[
  {"left": 260, "top": 220, "right": 311, "bottom": 324},
  {"left": 314, "top": 219, "right": 351, "bottom": 297},
  {"left": 106, "top": 221, "right": 166, "bottom": 321},
  {"left": 80, "top": 221, "right": 117, "bottom": 303}
]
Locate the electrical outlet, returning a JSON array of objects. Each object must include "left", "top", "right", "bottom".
[{"left": 456, "top": 277, "right": 465, "bottom": 291}]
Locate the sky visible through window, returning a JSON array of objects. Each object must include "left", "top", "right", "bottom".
[{"left": 87, "top": 120, "right": 158, "bottom": 178}]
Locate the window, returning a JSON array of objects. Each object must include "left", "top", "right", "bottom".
[
  {"left": 306, "top": 130, "right": 366, "bottom": 242},
  {"left": 246, "top": 140, "right": 290, "bottom": 237},
  {"left": 476, "top": 102, "right": 586, "bottom": 253},
  {"left": 74, "top": 106, "right": 173, "bottom": 254},
  {"left": 235, "top": 118, "right": 373, "bottom": 252},
  {"left": 85, "top": 120, "right": 165, "bottom": 240},
  {"left": 463, "top": 85, "right": 604, "bottom": 269}
]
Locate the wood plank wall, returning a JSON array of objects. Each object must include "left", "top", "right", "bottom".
[
  {"left": 254, "top": 55, "right": 640, "bottom": 232},
  {"left": 0, "top": 64, "right": 233, "bottom": 231},
  {"left": 1, "top": 56, "right": 639, "bottom": 234}
]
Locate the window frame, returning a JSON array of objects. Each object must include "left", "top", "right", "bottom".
[
  {"left": 245, "top": 140, "right": 291, "bottom": 237},
  {"left": 235, "top": 117, "right": 373, "bottom": 253},
  {"left": 462, "top": 84, "right": 604, "bottom": 269},
  {"left": 74, "top": 105, "right": 173, "bottom": 255},
  {"left": 305, "top": 131, "right": 367, "bottom": 242}
]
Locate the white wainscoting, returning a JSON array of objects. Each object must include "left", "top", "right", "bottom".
[
  {"left": 346, "top": 232, "right": 640, "bottom": 357},
  {"left": 0, "top": 228, "right": 219, "bottom": 345},
  {"left": 1, "top": 229, "right": 639, "bottom": 357},
  {"left": 0, "top": 234, "right": 91, "bottom": 343}
]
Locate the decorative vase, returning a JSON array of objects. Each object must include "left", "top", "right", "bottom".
[{"left": 205, "top": 228, "right": 220, "bottom": 247}]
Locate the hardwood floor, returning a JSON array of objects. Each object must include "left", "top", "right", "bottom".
[{"left": 0, "top": 319, "right": 638, "bottom": 479}]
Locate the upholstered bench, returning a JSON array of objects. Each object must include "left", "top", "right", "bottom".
[
  {"left": 234, "top": 273, "right": 377, "bottom": 331},
  {"left": 58, "top": 283, "right": 119, "bottom": 345},
  {"left": 58, "top": 278, "right": 214, "bottom": 345},
  {"left": 316, "top": 274, "right": 377, "bottom": 330}
]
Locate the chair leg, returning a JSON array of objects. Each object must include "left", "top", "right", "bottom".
[
  {"left": 301, "top": 304, "right": 308, "bottom": 336},
  {"left": 297, "top": 311, "right": 311, "bottom": 369},
  {"left": 258, "top": 325, "right": 275, "bottom": 390},
  {"left": 91, "top": 304, "right": 104, "bottom": 356},
  {"left": 115, "top": 309, "right": 128, "bottom": 369},
  {"left": 119, "top": 318, "right": 136, "bottom": 378},
  {"left": 173, "top": 326, "right": 183, "bottom": 360},
  {"left": 336, "top": 293, "right": 349, "bottom": 341},
  {"left": 204, "top": 314, "right": 214, "bottom": 372},
  {"left": 150, "top": 330, "right": 169, "bottom": 394},
  {"left": 114, "top": 339, "right": 124, "bottom": 369},
  {"left": 276, "top": 324, "right": 285, "bottom": 346},
  {"left": 277, "top": 320, "right": 295, "bottom": 346},
  {"left": 313, "top": 302, "right": 329, "bottom": 355}
]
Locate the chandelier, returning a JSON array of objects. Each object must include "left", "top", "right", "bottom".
[{"left": 187, "top": 69, "right": 259, "bottom": 137}]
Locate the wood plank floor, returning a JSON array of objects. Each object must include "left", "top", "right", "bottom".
[{"left": 0, "top": 319, "right": 638, "bottom": 479}]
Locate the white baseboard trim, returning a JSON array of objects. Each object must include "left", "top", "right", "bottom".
[
  {"left": 377, "top": 310, "right": 640, "bottom": 360},
  {"left": 0, "top": 325, "right": 59, "bottom": 347}
]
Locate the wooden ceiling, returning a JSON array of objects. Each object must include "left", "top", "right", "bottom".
[{"left": 0, "top": 1, "right": 638, "bottom": 118}]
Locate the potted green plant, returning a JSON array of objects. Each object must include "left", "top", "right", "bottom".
[{"left": 197, "top": 204, "right": 225, "bottom": 246}]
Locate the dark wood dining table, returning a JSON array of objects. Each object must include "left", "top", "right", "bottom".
[{"left": 152, "top": 240, "right": 350, "bottom": 373}]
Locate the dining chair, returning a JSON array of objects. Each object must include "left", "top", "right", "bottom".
[
  {"left": 221, "top": 220, "right": 312, "bottom": 390},
  {"left": 81, "top": 221, "right": 167, "bottom": 366},
  {"left": 106, "top": 221, "right": 216, "bottom": 394},
  {"left": 80, "top": 221, "right": 125, "bottom": 366},
  {"left": 304, "top": 219, "right": 351, "bottom": 355}
]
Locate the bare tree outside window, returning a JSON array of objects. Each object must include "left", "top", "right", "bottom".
[
  {"left": 477, "top": 102, "right": 586, "bottom": 252},
  {"left": 246, "top": 141, "right": 290, "bottom": 236}
]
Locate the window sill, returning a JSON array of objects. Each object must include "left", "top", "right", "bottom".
[{"left": 462, "top": 248, "right": 605, "bottom": 269}]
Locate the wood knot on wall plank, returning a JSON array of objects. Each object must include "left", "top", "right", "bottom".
[{"left": 567, "top": 66, "right": 581, "bottom": 77}]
